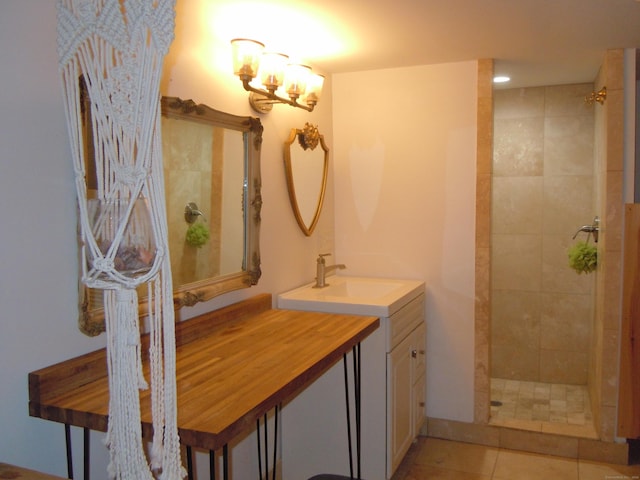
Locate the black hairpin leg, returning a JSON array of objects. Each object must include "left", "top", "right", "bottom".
[
  {"left": 353, "top": 344, "right": 361, "bottom": 480},
  {"left": 187, "top": 446, "right": 220, "bottom": 480},
  {"left": 83, "top": 428, "right": 90, "bottom": 480},
  {"left": 256, "top": 404, "right": 280, "bottom": 480},
  {"left": 343, "top": 343, "right": 362, "bottom": 480},
  {"left": 65, "top": 424, "right": 74, "bottom": 479},
  {"left": 186, "top": 446, "right": 194, "bottom": 480},
  {"left": 64, "top": 425, "right": 91, "bottom": 480},
  {"left": 223, "top": 444, "right": 229, "bottom": 480},
  {"left": 209, "top": 450, "right": 216, "bottom": 480}
]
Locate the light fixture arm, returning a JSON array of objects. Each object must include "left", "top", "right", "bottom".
[{"left": 240, "top": 77, "right": 316, "bottom": 113}]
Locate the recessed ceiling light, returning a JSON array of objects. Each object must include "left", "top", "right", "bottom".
[{"left": 493, "top": 75, "right": 511, "bottom": 84}]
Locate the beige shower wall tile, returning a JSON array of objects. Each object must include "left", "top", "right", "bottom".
[
  {"left": 602, "top": 249, "right": 622, "bottom": 331},
  {"left": 494, "top": 117, "right": 544, "bottom": 177},
  {"left": 603, "top": 49, "right": 624, "bottom": 91},
  {"left": 543, "top": 176, "right": 594, "bottom": 235},
  {"left": 492, "top": 177, "right": 543, "bottom": 234},
  {"left": 578, "top": 437, "right": 628, "bottom": 464},
  {"left": 600, "top": 328, "right": 619, "bottom": 408},
  {"left": 540, "top": 349, "right": 588, "bottom": 384},
  {"left": 476, "top": 174, "right": 492, "bottom": 248},
  {"left": 426, "top": 418, "right": 501, "bottom": 447},
  {"left": 606, "top": 88, "right": 624, "bottom": 172},
  {"left": 477, "top": 96, "right": 494, "bottom": 175},
  {"left": 599, "top": 405, "right": 617, "bottom": 442},
  {"left": 477, "top": 58, "right": 494, "bottom": 99},
  {"left": 162, "top": 119, "right": 213, "bottom": 172},
  {"left": 544, "top": 83, "right": 594, "bottom": 117},
  {"left": 540, "top": 292, "right": 592, "bottom": 351},
  {"left": 492, "top": 344, "right": 539, "bottom": 381},
  {"left": 494, "top": 87, "right": 545, "bottom": 119},
  {"left": 492, "top": 290, "right": 540, "bottom": 349},
  {"left": 542, "top": 234, "right": 595, "bottom": 295},
  {"left": 499, "top": 429, "right": 579, "bottom": 458},
  {"left": 492, "top": 234, "right": 542, "bottom": 291},
  {"left": 605, "top": 170, "right": 623, "bottom": 252},
  {"left": 544, "top": 115, "right": 594, "bottom": 176},
  {"left": 475, "top": 246, "right": 491, "bottom": 321},
  {"left": 475, "top": 387, "right": 491, "bottom": 424}
]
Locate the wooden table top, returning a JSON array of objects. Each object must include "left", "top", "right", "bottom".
[{"left": 29, "top": 294, "right": 379, "bottom": 450}]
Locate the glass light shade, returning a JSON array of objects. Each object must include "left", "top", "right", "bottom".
[
  {"left": 284, "top": 64, "right": 311, "bottom": 99},
  {"left": 259, "top": 53, "right": 288, "bottom": 92},
  {"left": 231, "top": 38, "right": 264, "bottom": 79},
  {"left": 303, "top": 73, "right": 324, "bottom": 105}
]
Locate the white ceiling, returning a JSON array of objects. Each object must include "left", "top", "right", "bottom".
[{"left": 216, "top": 0, "right": 640, "bottom": 89}]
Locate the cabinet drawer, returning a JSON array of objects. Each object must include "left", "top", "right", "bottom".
[{"left": 387, "top": 293, "right": 424, "bottom": 351}]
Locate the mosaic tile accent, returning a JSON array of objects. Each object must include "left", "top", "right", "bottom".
[{"left": 489, "top": 378, "right": 597, "bottom": 439}]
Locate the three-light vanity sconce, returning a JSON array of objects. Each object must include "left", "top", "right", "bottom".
[{"left": 230, "top": 38, "right": 324, "bottom": 114}]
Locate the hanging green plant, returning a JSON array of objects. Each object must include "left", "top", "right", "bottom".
[
  {"left": 185, "top": 222, "right": 210, "bottom": 248},
  {"left": 568, "top": 241, "right": 597, "bottom": 274}
]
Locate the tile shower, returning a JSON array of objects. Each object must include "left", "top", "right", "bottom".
[{"left": 490, "top": 84, "right": 597, "bottom": 432}]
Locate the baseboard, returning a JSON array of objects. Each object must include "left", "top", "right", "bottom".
[{"left": 425, "top": 416, "right": 630, "bottom": 465}]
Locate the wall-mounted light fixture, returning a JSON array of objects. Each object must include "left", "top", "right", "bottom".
[
  {"left": 231, "top": 38, "right": 324, "bottom": 114},
  {"left": 585, "top": 86, "right": 607, "bottom": 106}
]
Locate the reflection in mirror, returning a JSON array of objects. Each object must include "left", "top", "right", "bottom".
[
  {"left": 284, "top": 123, "right": 329, "bottom": 236},
  {"left": 78, "top": 90, "right": 263, "bottom": 336},
  {"left": 162, "top": 115, "right": 244, "bottom": 285}
]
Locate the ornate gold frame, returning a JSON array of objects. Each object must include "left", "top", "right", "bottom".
[{"left": 78, "top": 95, "right": 263, "bottom": 336}]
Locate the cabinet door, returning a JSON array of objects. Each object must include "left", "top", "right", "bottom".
[
  {"left": 413, "top": 372, "right": 426, "bottom": 436},
  {"left": 387, "top": 333, "right": 413, "bottom": 477},
  {"left": 411, "top": 322, "right": 426, "bottom": 435}
]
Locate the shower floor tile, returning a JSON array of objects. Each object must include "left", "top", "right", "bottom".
[{"left": 489, "top": 378, "right": 598, "bottom": 439}]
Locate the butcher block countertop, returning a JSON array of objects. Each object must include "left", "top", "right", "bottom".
[{"left": 29, "top": 293, "right": 379, "bottom": 451}]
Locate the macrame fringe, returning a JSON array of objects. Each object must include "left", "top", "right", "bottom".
[{"left": 104, "top": 289, "right": 154, "bottom": 480}]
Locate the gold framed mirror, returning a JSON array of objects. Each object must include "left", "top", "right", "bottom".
[
  {"left": 78, "top": 90, "right": 263, "bottom": 336},
  {"left": 283, "top": 123, "right": 329, "bottom": 236}
]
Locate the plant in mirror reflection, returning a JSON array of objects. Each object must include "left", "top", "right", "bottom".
[{"left": 186, "top": 222, "right": 210, "bottom": 248}]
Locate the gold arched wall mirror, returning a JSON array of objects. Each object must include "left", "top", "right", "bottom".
[{"left": 284, "top": 123, "right": 329, "bottom": 236}]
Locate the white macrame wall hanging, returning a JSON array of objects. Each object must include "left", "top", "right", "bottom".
[{"left": 57, "top": 0, "right": 184, "bottom": 478}]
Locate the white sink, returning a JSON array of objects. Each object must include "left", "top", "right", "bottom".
[{"left": 277, "top": 275, "right": 425, "bottom": 317}]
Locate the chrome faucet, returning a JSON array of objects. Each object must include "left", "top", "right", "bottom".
[
  {"left": 314, "top": 253, "right": 346, "bottom": 288},
  {"left": 572, "top": 216, "right": 600, "bottom": 243}
]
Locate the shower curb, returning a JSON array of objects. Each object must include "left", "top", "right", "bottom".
[{"left": 425, "top": 416, "right": 630, "bottom": 465}]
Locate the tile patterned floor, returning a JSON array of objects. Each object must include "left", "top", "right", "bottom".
[
  {"left": 489, "top": 378, "right": 598, "bottom": 438},
  {"left": 392, "top": 437, "right": 640, "bottom": 480}
]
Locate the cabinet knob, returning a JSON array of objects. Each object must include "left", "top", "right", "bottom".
[{"left": 411, "top": 349, "right": 417, "bottom": 358}]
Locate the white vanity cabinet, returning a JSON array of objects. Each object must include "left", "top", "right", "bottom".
[
  {"left": 278, "top": 276, "right": 425, "bottom": 480},
  {"left": 387, "top": 315, "right": 426, "bottom": 476}
]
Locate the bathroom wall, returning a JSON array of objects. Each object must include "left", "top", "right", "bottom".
[
  {"left": 0, "top": 1, "right": 334, "bottom": 476},
  {"left": 491, "top": 83, "right": 596, "bottom": 385},
  {"left": 332, "top": 62, "right": 479, "bottom": 422}
]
